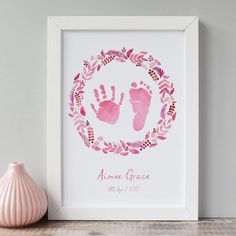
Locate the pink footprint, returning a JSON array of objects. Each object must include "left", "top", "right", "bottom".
[
  {"left": 129, "top": 81, "right": 152, "bottom": 131},
  {"left": 91, "top": 84, "right": 124, "bottom": 125}
]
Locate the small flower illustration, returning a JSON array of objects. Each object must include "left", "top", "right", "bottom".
[
  {"left": 121, "top": 47, "right": 126, "bottom": 53},
  {"left": 148, "top": 55, "right": 153, "bottom": 62},
  {"left": 84, "top": 60, "right": 89, "bottom": 67},
  {"left": 79, "top": 80, "right": 85, "bottom": 88}
]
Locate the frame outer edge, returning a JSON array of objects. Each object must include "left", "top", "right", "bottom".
[
  {"left": 47, "top": 16, "right": 199, "bottom": 220},
  {"left": 185, "top": 17, "right": 199, "bottom": 220},
  {"left": 47, "top": 17, "right": 63, "bottom": 219}
]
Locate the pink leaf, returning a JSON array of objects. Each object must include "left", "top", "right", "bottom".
[
  {"left": 97, "top": 64, "right": 101, "bottom": 71},
  {"left": 104, "top": 142, "right": 109, "bottom": 147},
  {"left": 160, "top": 104, "right": 167, "bottom": 119},
  {"left": 158, "top": 79, "right": 169, "bottom": 85},
  {"left": 130, "top": 54, "right": 135, "bottom": 63},
  {"left": 137, "top": 54, "right": 144, "bottom": 60},
  {"left": 98, "top": 55, "right": 103, "bottom": 60},
  {"left": 158, "top": 119, "right": 163, "bottom": 124},
  {"left": 101, "top": 50, "right": 105, "bottom": 58},
  {"left": 150, "top": 143, "right": 157, "bottom": 147},
  {"left": 115, "top": 148, "right": 122, "bottom": 154},
  {"left": 81, "top": 73, "right": 86, "bottom": 80},
  {"left": 79, "top": 132, "right": 90, "bottom": 147},
  {"left": 120, "top": 152, "right": 129, "bottom": 156},
  {"left": 115, "top": 58, "right": 126, "bottom": 62},
  {"left": 172, "top": 112, "right": 177, "bottom": 121},
  {"left": 127, "top": 141, "right": 142, "bottom": 148},
  {"left": 92, "top": 145, "right": 101, "bottom": 151},
  {"left": 170, "top": 88, "right": 175, "bottom": 95},
  {"left": 120, "top": 140, "right": 126, "bottom": 148},
  {"left": 145, "top": 131, "right": 150, "bottom": 140},
  {"left": 74, "top": 120, "right": 81, "bottom": 126},
  {"left": 77, "top": 125, "right": 83, "bottom": 131},
  {"left": 107, "top": 50, "right": 126, "bottom": 59},
  {"left": 92, "top": 61, "right": 97, "bottom": 67},
  {"left": 154, "top": 59, "right": 161, "bottom": 65},
  {"left": 140, "top": 51, "right": 148, "bottom": 55},
  {"left": 69, "top": 85, "right": 76, "bottom": 103},
  {"left": 80, "top": 106, "right": 86, "bottom": 116},
  {"left": 74, "top": 73, "right": 80, "bottom": 81},
  {"left": 68, "top": 113, "right": 73, "bottom": 117},
  {"left": 153, "top": 67, "right": 165, "bottom": 77},
  {"left": 126, "top": 49, "right": 133, "bottom": 58},
  {"left": 157, "top": 136, "right": 166, "bottom": 140},
  {"left": 129, "top": 149, "right": 140, "bottom": 154},
  {"left": 102, "top": 148, "right": 108, "bottom": 154},
  {"left": 87, "top": 70, "right": 95, "bottom": 77},
  {"left": 110, "top": 144, "right": 117, "bottom": 152}
]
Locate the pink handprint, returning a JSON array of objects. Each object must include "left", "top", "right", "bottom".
[{"left": 90, "top": 84, "right": 124, "bottom": 125}]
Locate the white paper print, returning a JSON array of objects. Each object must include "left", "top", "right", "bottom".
[{"left": 63, "top": 31, "right": 185, "bottom": 208}]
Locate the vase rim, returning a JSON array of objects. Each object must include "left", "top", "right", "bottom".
[
  {"left": 8, "top": 162, "right": 25, "bottom": 171},
  {"left": 8, "top": 162, "right": 25, "bottom": 175},
  {"left": 9, "top": 162, "right": 24, "bottom": 166}
]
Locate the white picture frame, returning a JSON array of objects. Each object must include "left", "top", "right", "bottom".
[{"left": 47, "top": 16, "right": 199, "bottom": 220}]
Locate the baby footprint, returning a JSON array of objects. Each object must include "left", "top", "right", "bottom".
[{"left": 129, "top": 81, "right": 152, "bottom": 131}]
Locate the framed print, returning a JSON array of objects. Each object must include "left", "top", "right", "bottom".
[{"left": 47, "top": 16, "right": 199, "bottom": 220}]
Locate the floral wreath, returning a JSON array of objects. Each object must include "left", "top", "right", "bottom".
[{"left": 68, "top": 48, "right": 177, "bottom": 156}]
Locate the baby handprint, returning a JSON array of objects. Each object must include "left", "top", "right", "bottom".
[{"left": 90, "top": 84, "right": 124, "bottom": 125}]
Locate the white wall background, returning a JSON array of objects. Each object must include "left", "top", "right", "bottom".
[{"left": 0, "top": 0, "right": 236, "bottom": 217}]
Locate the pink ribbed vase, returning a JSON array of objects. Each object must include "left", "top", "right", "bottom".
[{"left": 0, "top": 162, "right": 47, "bottom": 227}]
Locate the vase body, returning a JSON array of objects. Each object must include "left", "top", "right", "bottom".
[{"left": 0, "top": 162, "right": 47, "bottom": 227}]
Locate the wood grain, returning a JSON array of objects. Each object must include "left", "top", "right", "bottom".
[{"left": 0, "top": 219, "right": 236, "bottom": 236}]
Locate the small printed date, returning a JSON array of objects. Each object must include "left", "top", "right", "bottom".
[{"left": 107, "top": 185, "right": 140, "bottom": 193}]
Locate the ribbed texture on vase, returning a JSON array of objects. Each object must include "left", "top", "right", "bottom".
[{"left": 0, "top": 162, "right": 47, "bottom": 227}]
